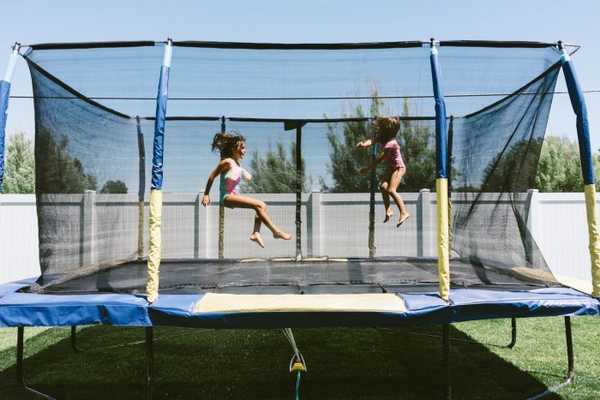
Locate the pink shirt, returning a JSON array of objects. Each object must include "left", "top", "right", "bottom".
[{"left": 382, "top": 139, "right": 405, "bottom": 169}]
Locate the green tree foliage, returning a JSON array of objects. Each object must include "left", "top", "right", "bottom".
[
  {"left": 397, "top": 101, "right": 436, "bottom": 192},
  {"left": 242, "top": 141, "right": 311, "bottom": 193},
  {"left": 100, "top": 180, "right": 128, "bottom": 194},
  {"left": 535, "top": 136, "right": 600, "bottom": 192},
  {"left": 460, "top": 135, "right": 599, "bottom": 193},
  {"left": 3, "top": 132, "right": 35, "bottom": 193},
  {"left": 322, "top": 97, "right": 436, "bottom": 192},
  {"left": 320, "top": 104, "right": 375, "bottom": 193},
  {"left": 36, "top": 130, "right": 97, "bottom": 193},
  {"left": 478, "top": 138, "right": 544, "bottom": 192}
]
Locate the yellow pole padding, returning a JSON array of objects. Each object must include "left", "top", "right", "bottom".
[
  {"left": 137, "top": 200, "right": 145, "bottom": 259},
  {"left": 146, "top": 189, "right": 163, "bottom": 303},
  {"left": 436, "top": 178, "right": 450, "bottom": 301},
  {"left": 584, "top": 184, "right": 600, "bottom": 296}
]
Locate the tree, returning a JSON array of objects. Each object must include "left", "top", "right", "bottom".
[
  {"left": 535, "top": 136, "right": 600, "bottom": 192},
  {"left": 479, "top": 138, "right": 544, "bottom": 192},
  {"left": 3, "top": 132, "right": 35, "bottom": 193},
  {"left": 36, "top": 129, "right": 97, "bottom": 193},
  {"left": 100, "top": 180, "right": 128, "bottom": 194},
  {"left": 242, "top": 141, "right": 311, "bottom": 193},
  {"left": 396, "top": 101, "right": 436, "bottom": 192},
  {"left": 322, "top": 96, "right": 436, "bottom": 192}
]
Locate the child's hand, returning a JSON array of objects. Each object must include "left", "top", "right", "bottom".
[
  {"left": 201, "top": 194, "right": 210, "bottom": 207},
  {"left": 356, "top": 139, "right": 372, "bottom": 149}
]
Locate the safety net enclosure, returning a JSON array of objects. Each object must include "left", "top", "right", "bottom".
[{"left": 16, "top": 39, "right": 597, "bottom": 300}]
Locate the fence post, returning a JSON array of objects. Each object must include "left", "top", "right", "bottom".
[
  {"left": 417, "top": 189, "right": 433, "bottom": 257},
  {"left": 308, "top": 192, "right": 322, "bottom": 257},
  {"left": 526, "top": 189, "right": 539, "bottom": 233},
  {"left": 82, "top": 190, "right": 96, "bottom": 267}
]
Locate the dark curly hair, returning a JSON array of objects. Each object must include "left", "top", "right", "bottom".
[{"left": 211, "top": 132, "right": 246, "bottom": 159}]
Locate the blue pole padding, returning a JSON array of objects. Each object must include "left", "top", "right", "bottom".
[
  {"left": 430, "top": 45, "right": 448, "bottom": 179},
  {"left": 151, "top": 41, "right": 172, "bottom": 190},
  {"left": 561, "top": 54, "right": 595, "bottom": 185},
  {"left": 0, "top": 80, "right": 10, "bottom": 192}
]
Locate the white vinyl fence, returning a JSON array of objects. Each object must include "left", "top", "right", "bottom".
[{"left": 0, "top": 191, "right": 596, "bottom": 292}]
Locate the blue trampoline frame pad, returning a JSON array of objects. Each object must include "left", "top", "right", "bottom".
[{"left": 1, "top": 278, "right": 599, "bottom": 329}]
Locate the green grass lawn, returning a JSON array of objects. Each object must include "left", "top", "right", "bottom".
[{"left": 0, "top": 317, "right": 598, "bottom": 399}]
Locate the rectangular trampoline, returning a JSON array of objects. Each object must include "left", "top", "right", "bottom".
[{"left": 0, "top": 38, "right": 599, "bottom": 399}]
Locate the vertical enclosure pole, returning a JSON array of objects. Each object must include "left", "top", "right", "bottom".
[
  {"left": 296, "top": 125, "right": 303, "bottom": 260},
  {"left": 0, "top": 43, "right": 19, "bottom": 192},
  {"left": 447, "top": 116, "right": 454, "bottom": 252},
  {"left": 136, "top": 116, "right": 146, "bottom": 260},
  {"left": 218, "top": 116, "right": 226, "bottom": 259},
  {"left": 368, "top": 135, "right": 377, "bottom": 258},
  {"left": 430, "top": 39, "right": 450, "bottom": 301},
  {"left": 146, "top": 39, "right": 172, "bottom": 303},
  {"left": 560, "top": 43, "right": 600, "bottom": 297}
]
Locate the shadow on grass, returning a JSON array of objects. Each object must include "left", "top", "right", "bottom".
[{"left": 0, "top": 324, "right": 563, "bottom": 400}]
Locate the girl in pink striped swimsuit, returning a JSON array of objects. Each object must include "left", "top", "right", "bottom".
[
  {"left": 201, "top": 132, "right": 292, "bottom": 248},
  {"left": 357, "top": 117, "right": 410, "bottom": 227}
]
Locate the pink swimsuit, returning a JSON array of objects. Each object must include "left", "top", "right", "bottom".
[
  {"left": 219, "top": 161, "right": 241, "bottom": 203},
  {"left": 219, "top": 160, "right": 250, "bottom": 204},
  {"left": 382, "top": 139, "right": 405, "bottom": 170}
]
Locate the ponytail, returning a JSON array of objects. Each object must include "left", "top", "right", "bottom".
[{"left": 211, "top": 131, "right": 246, "bottom": 159}]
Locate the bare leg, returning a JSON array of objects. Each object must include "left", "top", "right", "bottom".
[
  {"left": 380, "top": 181, "right": 393, "bottom": 223},
  {"left": 224, "top": 194, "right": 292, "bottom": 240},
  {"left": 387, "top": 168, "right": 410, "bottom": 226},
  {"left": 250, "top": 216, "right": 264, "bottom": 248}
]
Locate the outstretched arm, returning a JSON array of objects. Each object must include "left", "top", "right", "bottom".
[
  {"left": 356, "top": 138, "right": 373, "bottom": 148},
  {"left": 201, "top": 160, "right": 230, "bottom": 206},
  {"left": 241, "top": 167, "right": 252, "bottom": 181}
]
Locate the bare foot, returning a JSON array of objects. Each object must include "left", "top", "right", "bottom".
[
  {"left": 383, "top": 209, "right": 393, "bottom": 223},
  {"left": 250, "top": 232, "right": 265, "bottom": 248},
  {"left": 273, "top": 230, "right": 292, "bottom": 240},
  {"left": 397, "top": 213, "right": 410, "bottom": 227}
]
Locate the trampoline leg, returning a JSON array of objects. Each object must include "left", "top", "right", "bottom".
[
  {"left": 145, "top": 327, "right": 154, "bottom": 400},
  {"left": 70, "top": 325, "right": 81, "bottom": 353},
  {"left": 565, "top": 316, "right": 575, "bottom": 382},
  {"left": 507, "top": 318, "right": 517, "bottom": 349},
  {"left": 526, "top": 316, "right": 575, "bottom": 400},
  {"left": 15, "top": 327, "right": 56, "bottom": 399},
  {"left": 442, "top": 324, "right": 451, "bottom": 400}
]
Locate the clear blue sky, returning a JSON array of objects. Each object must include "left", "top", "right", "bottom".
[{"left": 2, "top": 0, "right": 600, "bottom": 148}]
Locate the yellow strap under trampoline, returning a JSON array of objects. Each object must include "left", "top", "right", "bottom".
[
  {"left": 584, "top": 184, "right": 600, "bottom": 297},
  {"left": 146, "top": 189, "right": 163, "bottom": 303},
  {"left": 436, "top": 178, "right": 450, "bottom": 301}
]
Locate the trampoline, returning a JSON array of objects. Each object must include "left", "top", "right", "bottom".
[{"left": 0, "top": 39, "right": 599, "bottom": 399}]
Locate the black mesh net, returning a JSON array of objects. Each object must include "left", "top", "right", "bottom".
[
  {"left": 450, "top": 63, "right": 561, "bottom": 286},
  {"left": 23, "top": 41, "right": 568, "bottom": 294}
]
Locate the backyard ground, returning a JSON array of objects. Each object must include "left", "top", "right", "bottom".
[{"left": 0, "top": 317, "right": 598, "bottom": 399}]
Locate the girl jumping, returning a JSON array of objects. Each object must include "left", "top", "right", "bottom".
[
  {"left": 357, "top": 117, "right": 411, "bottom": 227},
  {"left": 201, "top": 132, "right": 292, "bottom": 248}
]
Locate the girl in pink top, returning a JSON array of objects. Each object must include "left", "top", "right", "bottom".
[
  {"left": 201, "top": 132, "right": 292, "bottom": 248},
  {"left": 357, "top": 117, "right": 410, "bottom": 227}
]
